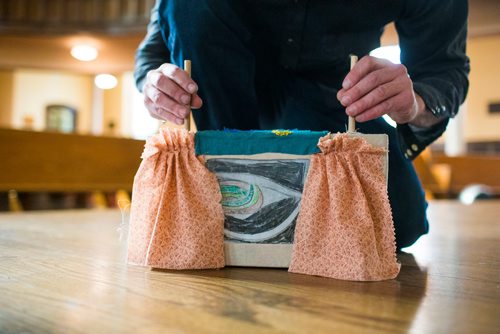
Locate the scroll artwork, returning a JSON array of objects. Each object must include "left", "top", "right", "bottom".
[
  {"left": 205, "top": 158, "right": 307, "bottom": 244},
  {"left": 127, "top": 128, "right": 400, "bottom": 281}
]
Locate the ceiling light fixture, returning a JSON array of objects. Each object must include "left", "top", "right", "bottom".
[
  {"left": 95, "top": 74, "right": 118, "bottom": 90},
  {"left": 71, "top": 45, "right": 98, "bottom": 62}
]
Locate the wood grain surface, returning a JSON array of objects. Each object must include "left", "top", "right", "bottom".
[{"left": 0, "top": 201, "right": 499, "bottom": 333}]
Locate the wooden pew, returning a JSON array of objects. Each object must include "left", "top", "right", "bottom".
[
  {"left": 412, "top": 149, "right": 451, "bottom": 199},
  {"left": 0, "top": 128, "right": 145, "bottom": 209},
  {"left": 432, "top": 154, "right": 500, "bottom": 195}
]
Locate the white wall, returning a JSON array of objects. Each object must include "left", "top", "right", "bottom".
[
  {"left": 12, "top": 69, "right": 93, "bottom": 133},
  {"left": 121, "top": 71, "right": 160, "bottom": 139},
  {"left": 465, "top": 35, "right": 500, "bottom": 142}
]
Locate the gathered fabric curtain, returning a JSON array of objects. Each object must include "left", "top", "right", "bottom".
[
  {"left": 127, "top": 128, "right": 225, "bottom": 269},
  {"left": 288, "top": 134, "right": 400, "bottom": 281}
]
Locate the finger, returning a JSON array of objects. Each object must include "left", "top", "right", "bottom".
[
  {"left": 147, "top": 70, "right": 193, "bottom": 105},
  {"left": 342, "top": 55, "right": 394, "bottom": 90},
  {"left": 354, "top": 92, "right": 410, "bottom": 123},
  {"left": 191, "top": 93, "right": 203, "bottom": 109},
  {"left": 147, "top": 69, "right": 203, "bottom": 109},
  {"left": 144, "top": 96, "right": 185, "bottom": 125},
  {"left": 345, "top": 75, "right": 406, "bottom": 117},
  {"left": 338, "top": 65, "right": 406, "bottom": 106},
  {"left": 159, "top": 63, "right": 198, "bottom": 94},
  {"left": 144, "top": 83, "right": 191, "bottom": 119}
]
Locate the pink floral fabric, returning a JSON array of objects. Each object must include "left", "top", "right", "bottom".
[
  {"left": 127, "top": 128, "right": 225, "bottom": 269},
  {"left": 289, "top": 133, "right": 400, "bottom": 281}
]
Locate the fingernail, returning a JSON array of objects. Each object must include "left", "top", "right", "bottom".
[
  {"left": 342, "top": 79, "right": 351, "bottom": 89},
  {"left": 191, "top": 98, "right": 203, "bottom": 109},
  {"left": 346, "top": 106, "right": 357, "bottom": 115},
  {"left": 181, "top": 94, "right": 190, "bottom": 104},
  {"left": 341, "top": 96, "right": 351, "bottom": 106},
  {"left": 187, "top": 83, "right": 197, "bottom": 93}
]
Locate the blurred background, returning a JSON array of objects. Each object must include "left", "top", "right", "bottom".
[{"left": 0, "top": 0, "right": 499, "bottom": 211}]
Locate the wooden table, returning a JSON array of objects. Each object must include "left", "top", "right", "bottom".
[{"left": 1, "top": 201, "right": 499, "bottom": 333}]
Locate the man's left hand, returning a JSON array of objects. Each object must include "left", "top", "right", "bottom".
[{"left": 337, "top": 55, "right": 424, "bottom": 124}]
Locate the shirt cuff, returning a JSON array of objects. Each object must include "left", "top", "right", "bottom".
[
  {"left": 413, "top": 81, "right": 453, "bottom": 118},
  {"left": 397, "top": 119, "right": 448, "bottom": 160},
  {"left": 395, "top": 81, "right": 452, "bottom": 160}
]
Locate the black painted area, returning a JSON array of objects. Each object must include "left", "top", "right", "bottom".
[
  {"left": 205, "top": 159, "right": 308, "bottom": 191},
  {"left": 224, "top": 198, "right": 299, "bottom": 243}
]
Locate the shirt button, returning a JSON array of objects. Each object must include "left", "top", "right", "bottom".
[
  {"left": 411, "top": 144, "right": 419, "bottom": 151},
  {"left": 406, "top": 149, "right": 413, "bottom": 157},
  {"left": 287, "top": 37, "right": 294, "bottom": 43}
]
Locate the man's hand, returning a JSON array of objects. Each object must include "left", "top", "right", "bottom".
[
  {"left": 337, "top": 56, "right": 425, "bottom": 125},
  {"left": 143, "top": 63, "right": 203, "bottom": 125}
]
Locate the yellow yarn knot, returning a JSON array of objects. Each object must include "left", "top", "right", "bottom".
[{"left": 272, "top": 130, "right": 292, "bottom": 136}]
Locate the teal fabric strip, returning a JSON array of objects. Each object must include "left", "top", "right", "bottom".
[{"left": 195, "top": 130, "right": 328, "bottom": 155}]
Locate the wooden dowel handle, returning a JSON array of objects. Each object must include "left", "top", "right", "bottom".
[
  {"left": 184, "top": 60, "right": 192, "bottom": 131},
  {"left": 348, "top": 55, "right": 358, "bottom": 133}
]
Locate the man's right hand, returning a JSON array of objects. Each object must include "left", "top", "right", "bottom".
[{"left": 143, "top": 63, "right": 203, "bottom": 125}]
